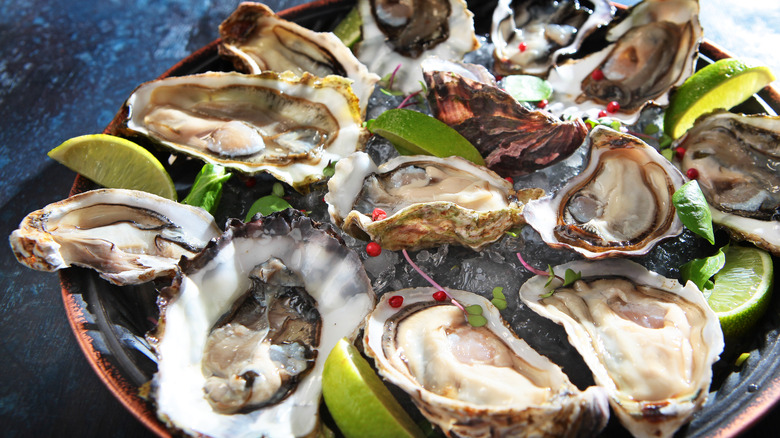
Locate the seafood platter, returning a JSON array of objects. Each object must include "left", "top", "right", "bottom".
[{"left": 9, "top": 0, "right": 780, "bottom": 437}]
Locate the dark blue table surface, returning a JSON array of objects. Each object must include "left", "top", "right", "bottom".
[{"left": 0, "top": 0, "right": 778, "bottom": 437}]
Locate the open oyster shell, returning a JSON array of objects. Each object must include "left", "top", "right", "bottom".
[
  {"left": 675, "top": 110, "right": 780, "bottom": 255},
  {"left": 9, "top": 188, "right": 220, "bottom": 285},
  {"left": 519, "top": 259, "right": 724, "bottom": 438},
  {"left": 546, "top": 0, "right": 702, "bottom": 123},
  {"left": 355, "top": 0, "right": 480, "bottom": 94},
  {"left": 122, "top": 71, "right": 368, "bottom": 192},
  {"left": 149, "top": 210, "right": 375, "bottom": 438},
  {"left": 364, "top": 287, "right": 610, "bottom": 438},
  {"left": 324, "top": 151, "right": 544, "bottom": 250},
  {"left": 218, "top": 2, "right": 379, "bottom": 115},
  {"left": 523, "top": 126, "right": 685, "bottom": 258}
]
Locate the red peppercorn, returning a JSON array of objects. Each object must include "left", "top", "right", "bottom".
[
  {"left": 686, "top": 168, "right": 699, "bottom": 180},
  {"left": 675, "top": 146, "right": 686, "bottom": 160},
  {"left": 505, "top": 176, "right": 514, "bottom": 184},
  {"left": 372, "top": 208, "right": 387, "bottom": 221},
  {"left": 606, "top": 101, "right": 620, "bottom": 113},
  {"left": 518, "top": 42, "right": 527, "bottom": 52},
  {"left": 244, "top": 177, "right": 256, "bottom": 188},
  {"left": 366, "top": 241, "right": 382, "bottom": 257},
  {"left": 597, "top": 110, "right": 608, "bottom": 118},
  {"left": 591, "top": 69, "right": 605, "bottom": 81},
  {"left": 388, "top": 295, "right": 404, "bottom": 308},
  {"left": 536, "top": 99, "right": 548, "bottom": 109},
  {"left": 433, "top": 291, "right": 447, "bottom": 302}
]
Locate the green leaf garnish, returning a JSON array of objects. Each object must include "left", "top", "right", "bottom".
[
  {"left": 540, "top": 266, "right": 581, "bottom": 297},
  {"left": 465, "top": 304, "right": 483, "bottom": 316},
  {"left": 467, "top": 314, "right": 488, "bottom": 327},
  {"left": 491, "top": 286, "right": 505, "bottom": 300},
  {"left": 673, "top": 180, "right": 715, "bottom": 244},
  {"left": 491, "top": 298, "right": 507, "bottom": 310},
  {"left": 181, "top": 164, "right": 231, "bottom": 215},
  {"left": 680, "top": 246, "right": 726, "bottom": 291},
  {"left": 544, "top": 264, "right": 556, "bottom": 288},
  {"left": 503, "top": 75, "right": 553, "bottom": 102},
  {"left": 245, "top": 195, "right": 292, "bottom": 222},
  {"left": 661, "top": 148, "right": 674, "bottom": 161},
  {"left": 323, "top": 161, "right": 337, "bottom": 177},
  {"left": 562, "top": 269, "right": 582, "bottom": 287}
]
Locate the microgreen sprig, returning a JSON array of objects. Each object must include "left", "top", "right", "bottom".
[{"left": 516, "top": 252, "right": 581, "bottom": 297}]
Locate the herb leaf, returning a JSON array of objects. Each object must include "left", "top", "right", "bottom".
[
  {"left": 245, "top": 195, "right": 292, "bottom": 222},
  {"left": 465, "top": 304, "right": 483, "bottom": 316},
  {"left": 181, "top": 164, "right": 231, "bottom": 215},
  {"left": 492, "top": 286, "right": 505, "bottom": 300},
  {"left": 673, "top": 180, "right": 715, "bottom": 244},
  {"left": 680, "top": 246, "right": 726, "bottom": 292},
  {"left": 467, "top": 314, "right": 488, "bottom": 327},
  {"left": 562, "top": 269, "right": 582, "bottom": 287},
  {"left": 503, "top": 75, "right": 553, "bottom": 102},
  {"left": 491, "top": 298, "right": 507, "bottom": 310}
]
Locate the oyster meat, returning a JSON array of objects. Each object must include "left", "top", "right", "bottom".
[
  {"left": 364, "top": 287, "right": 610, "bottom": 438},
  {"left": 491, "top": 0, "right": 614, "bottom": 76},
  {"left": 149, "top": 211, "right": 375, "bottom": 438},
  {"left": 523, "top": 126, "right": 685, "bottom": 258},
  {"left": 519, "top": 259, "right": 724, "bottom": 438},
  {"left": 325, "top": 152, "right": 544, "bottom": 250},
  {"left": 355, "top": 0, "right": 480, "bottom": 94},
  {"left": 218, "top": 2, "right": 379, "bottom": 115},
  {"left": 122, "top": 71, "right": 368, "bottom": 192},
  {"left": 546, "top": 0, "right": 702, "bottom": 123},
  {"left": 9, "top": 189, "right": 221, "bottom": 285},
  {"left": 675, "top": 110, "right": 780, "bottom": 255}
]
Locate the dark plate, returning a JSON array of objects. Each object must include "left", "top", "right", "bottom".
[{"left": 58, "top": 1, "right": 780, "bottom": 437}]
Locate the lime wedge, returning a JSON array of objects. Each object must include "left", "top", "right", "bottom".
[
  {"left": 48, "top": 134, "right": 177, "bottom": 200},
  {"left": 707, "top": 245, "right": 774, "bottom": 338},
  {"left": 369, "top": 109, "right": 486, "bottom": 166},
  {"left": 322, "top": 338, "right": 424, "bottom": 438},
  {"left": 664, "top": 58, "right": 775, "bottom": 139},
  {"left": 332, "top": 7, "right": 362, "bottom": 48}
]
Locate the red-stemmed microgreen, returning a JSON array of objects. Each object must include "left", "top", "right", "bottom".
[
  {"left": 402, "top": 249, "right": 464, "bottom": 313},
  {"left": 516, "top": 252, "right": 581, "bottom": 298}
]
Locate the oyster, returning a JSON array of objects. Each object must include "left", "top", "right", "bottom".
[
  {"left": 122, "top": 71, "right": 368, "bottom": 192},
  {"left": 364, "top": 287, "right": 610, "bottom": 438},
  {"left": 675, "top": 110, "right": 780, "bottom": 255},
  {"left": 324, "top": 152, "right": 544, "bottom": 250},
  {"left": 355, "top": 0, "right": 480, "bottom": 94},
  {"left": 218, "top": 2, "right": 379, "bottom": 115},
  {"left": 423, "top": 60, "right": 589, "bottom": 177},
  {"left": 9, "top": 189, "right": 220, "bottom": 285},
  {"left": 523, "top": 126, "right": 685, "bottom": 258},
  {"left": 546, "top": 0, "right": 702, "bottom": 123},
  {"left": 519, "top": 259, "right": 724, "bottom": 438},
  {"left": 491, "top": 0, "right": 614, "bottom": 76},
  {"left": 149, "top": 211, "right": 375, "bottom": 438}
]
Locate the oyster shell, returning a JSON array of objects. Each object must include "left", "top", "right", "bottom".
[
  {"left": 675, "top": 110, "right": 780, "bottom": 255},
  {"left": 523, "top": 126, "right": 685, "bottom": 258},
  {"left": 423, "top": 60, "right": 589, "bottom": 177},
  {"left": 355, "top": 0, "right": 480, "bottom": 94},
  {"left": 491, "top": 0, "right": 614, "bottom": 76},
  {"left": 149, "top": 211, "right": 375, "bottom": 438},
  {"left": 519, "top": 259, "right": 724, "bottom": 438},
  {"left": 546, "top": 0, "right": 702, "bottom": 123},
  {"left": 122, "top": 71, "right": 368, "bottom": 192},
  {"left": 218, "top": 2, "right": 379, "bottom": 115},
  {"left": 364, "top": 287, "right": 610, "bottom": 438},
  {"left": 324, "top": 152, "right": 544, "bottom": 250},
  {"left": 9, "top": 189, "right": 220, "bottom": 285}
]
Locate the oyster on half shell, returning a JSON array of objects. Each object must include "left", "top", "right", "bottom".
[
  {"left": 523, "top": 126, "right": 685, "bottom": 258},
  {"left": 325, "top": 152, "right": 544, "bottom": 250},
  {"left": 122, "top": 71, "right": 368, "bottom": 192},
  {"left": 9, "top": 189, "right": 221, "bottom": 285},
  {"left": 364, "top": 287, "right": 610, "bottom": 438},
  {"left": 149, "top": 211, "right": 374, "bottom": 438},
  {"left": 519, "top": 259, "right": 724, "bottom": 438}
]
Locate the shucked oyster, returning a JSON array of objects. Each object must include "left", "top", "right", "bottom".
[
  {"left": 355, "top": 0, "right": 480, "bottom": 94},
  {"left": 218, "top": 2, "right": 379, "bottom": 115},
  {"left": 547, "top": 0, "right": 702, "bottom": 123},
  {"left": 325, "top": 152, "right": 544, "bottom": 250},
  {"left": 364, "top": 287, "right": 610, "bottom": 438},
  {"left": 9, "top": 189, "right": 220, "bottom": 285},
  {"left": 519, "top": 259, "right": 724, "bottom": 438},
  {"left": 675, "top": 110, "right": 780, "bottom": 255},
  {"left": 524, "top": 126, "right": 685, "bottom": 258},
  {"left": 122, "top": 71, "right": 368, "bottom": 192},
  {"left": 149, "top": 211, "right": 374, "bottom": 438}
]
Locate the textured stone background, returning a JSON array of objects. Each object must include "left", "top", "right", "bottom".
[{"left": 0, "top": 1, "right": 777, "bottom": 437}]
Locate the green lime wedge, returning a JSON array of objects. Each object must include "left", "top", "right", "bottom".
[
  {"left": 322, "top": 338, "right": 425, "bottom": 438},
  {"left": 664, "top": 58, "right": 775, "bottom": 139},
  {"left": 707, "top": 245, "right": 774, "bottom": 338},
  {"left": 48, "top": 134, "right": 177, "bottom": 200},
  {"left": 369, "top": 109, "right": 486, "bottom": 166},
  {"left": 332, "top": 7, "right": 361, "bottom": 48}
]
